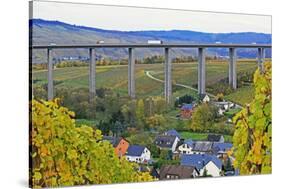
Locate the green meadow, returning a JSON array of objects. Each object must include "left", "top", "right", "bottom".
[{"left": 32, "top": 60, "right": 258, "bottom": 104}]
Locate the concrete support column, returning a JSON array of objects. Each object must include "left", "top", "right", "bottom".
[
  {"left": 164, "top": 48, "right": 172, "bottom": 104},
  {"left": 258, "top": 48, "right": 265, "bottom": 73},
  {"left": 47, "top": 48, "right": 54, "bottom": 100},
  {"left": 128, "top": 48, "right": 135, "bottom": 98},
  {"left": 229, "top": 48, "right": 237, "bottom": 89},
  {"left": 198, "top": 48, "right": 206, "bottom": 95},
  {"left": 89, "top": 48, "right": 96, "bottom": 102}
]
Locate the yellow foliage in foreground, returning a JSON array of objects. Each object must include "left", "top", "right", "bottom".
[
  {"left": 232, "top": 62, "right": 272, "bottom": 175},
  {"left": 31, "top": 99, "right": 153, "bottom": 188}
]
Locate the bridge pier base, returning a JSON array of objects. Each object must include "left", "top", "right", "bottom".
[
  {"left": 258, "top": 48, "right": 265, "bottom": 73},
  {"left": 198, "top": 47, "right": 206, "bottom": 96},
  {"left": 89, "top": 48, "right": 96, "bottom": 102},
  {"left": 229, "top": 48, "right": 237, "bottom": 89},
  {"left": 47, "top": 48, "right": 54, "bottom": 100},
  {"left": 164, "top": 48, "right": 172, "bottom": 104},
  {"left": 128, "top": 48, "right": 135, "bottom": 98}
]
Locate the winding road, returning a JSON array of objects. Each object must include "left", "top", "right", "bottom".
[
  {"left": 145, "top": 70, "right": 243, "bottom": 109},
  {"left": 145, "top": 71, "right": 215, "bottom": 98}
]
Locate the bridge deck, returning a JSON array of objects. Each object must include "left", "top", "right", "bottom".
[{"left": 31, "top": 43, "right": 272, "bottom": 49}]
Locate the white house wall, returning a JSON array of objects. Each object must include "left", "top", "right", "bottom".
[
  {"left": 126, "top": 148, "right": 151, "bottom": 163},
  {"left": 200, "top": 161, "right": 221, "bottom": 177},
  {"left": 171, "top": 137, "right": 180, "bottom": 152},
  {"left": 178, "top": 144, "right": 193, "bottom": 154}
]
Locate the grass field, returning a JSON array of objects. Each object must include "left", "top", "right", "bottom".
[
  {"left": 32, "top": 60, "right": 258, "bottom": 103},
  {"left": 179, "top": 131, "right": 233, "bottom": 142}
]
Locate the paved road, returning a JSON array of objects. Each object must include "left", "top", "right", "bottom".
[
  {"left": 145, "top": 70, "right": 243, "bottom": 109},
  {"left": 145, "top": 71, "right": 215, "bottom": 98}
]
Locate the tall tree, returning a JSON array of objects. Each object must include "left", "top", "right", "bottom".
[
  {"left": 191, "top": 103, "right": 217, "bottom": 132},
  {"left": 145, "top": 114, "right": 166, "bottom": 130},
  {"left": 232, "top": 62, "right": 272, "bottom": 175}
]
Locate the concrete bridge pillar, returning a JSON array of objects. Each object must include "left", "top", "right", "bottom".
[
  {"left": 198, "top": 47, "right": 206, "bottom": 95},
  {"left": 258, "top": 48, "right": 265, "bottom": 73},
  {"left": 89, "top": 48, "right": 96, "bottom": 102},
  {"left": 229, "top": 47, "right": 237, "bottom": 89},
  {"left": 47, "top": 48, "right": 54, "bottom": 100},
  {"left": 164, "top": 48, "right": 172, "bottom": 104},
  {"left": 128, "top": 48, "right": 135, "bottom": 98}
]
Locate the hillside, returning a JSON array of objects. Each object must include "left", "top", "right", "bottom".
[{"left": 30, "top": 19, "right": 271, "bottom": 63}]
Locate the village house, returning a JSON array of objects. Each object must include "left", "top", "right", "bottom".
[
  {"left": 102, "top": 136, "right": 129, "bottom": 157},
  {"left": 192, "top": 141, "right": 213, "bottom": 154},
  {"left": 213, "top": 101, "right": 235, "bottom": 110},
  {"left": 207, "top": 134, "right": 225, "bottom": 143},
  {"left": 200, "top": 94, "right": 210, "bottom": 103},
  {"left": 159, "top": 165, "right": 199, "bottom": 180},
  {"left": 181, "top": 154, "right": 222, "bottom": 177},
  {"left": 180, "top": 104, "right": 194, "bottom": 119},
  {"left": 177, "top": 139, "right": 194, "bottom": 154},
  {"left": 212, "top": 101, "right": 236, "bottom": 115},
  {"left": 154, "top": 135, "right": 180, "bottom": 152},
  {"left": 212, "top": 142, "right": 233, "bottom": 158},
  {"left": 163, "top": 129, "right": 181, "bottom": 139},
  {"left": 139, "top": 165, "right": 160, "bottom": 179},
  {"left": 125, "top": 145, "right": 151, "bottom": 163}
]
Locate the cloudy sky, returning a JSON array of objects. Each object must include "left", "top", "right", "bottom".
[{"left": 32, "top": 0, "right": 271, "bottom": 34}]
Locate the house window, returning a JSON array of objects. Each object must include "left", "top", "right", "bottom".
[{"left": 166, "top": 175, "right": 170, "bottom": 179}]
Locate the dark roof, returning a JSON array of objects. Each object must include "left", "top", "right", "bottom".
[
  {"left": 102, "top": 136, "right": 123, "bottom": 147},
  {"left": 181, "top": 154, "right": 222, "bottom": 170},
  {"left": 212, "top": 143, "right": 233, "bottom": 154},
  {"left": 126, "top": 145, "right": 146, "bottom": 156},
  {"left": 159, "top": 165, "right": 197, "bottom": 180},
  {"left": 192, "top": 141, "right": 213, "bottom": 152},
  {"left": 181, "top": 104, "right": 194, "bottom": 111},
  {"left": 183, "top": 139, "right": 194, "bottom": 147},
  {"left": 207, "top": 134, "right": 223, "bottom": 142},
  {"left": 176, "top": 139, "right": 194, "bottom": 150},
  {"left": 150, "top": 167, "right": 160, "bottom": 179},
  {"left": 155, "top": 135, "right": 178, "bottom": 148},
  {"left": 164, "top": 129, "right": 181, "bottom": 138},
  {"left": 199, "top": 94, "right": 209, "bottom": 100}
]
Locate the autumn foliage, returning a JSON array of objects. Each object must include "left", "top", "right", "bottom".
[
  {"left": 30, "top": 99, "right": 153, "bottom": 188},
  {"left": 232, "top": 62, "right": 272, "bottom": 174}
]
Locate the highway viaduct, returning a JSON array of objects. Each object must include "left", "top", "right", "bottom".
[{"left": 31, "top": 43, "right": 272, "bottom": 103}]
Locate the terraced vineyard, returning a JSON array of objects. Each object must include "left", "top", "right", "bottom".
[{"left": 32, "top": 60, "right": 258, "bottom": 104}]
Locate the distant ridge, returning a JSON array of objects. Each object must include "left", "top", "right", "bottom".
[{"left": 30, "top": 19, "right": 271, "bottom": 63}]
